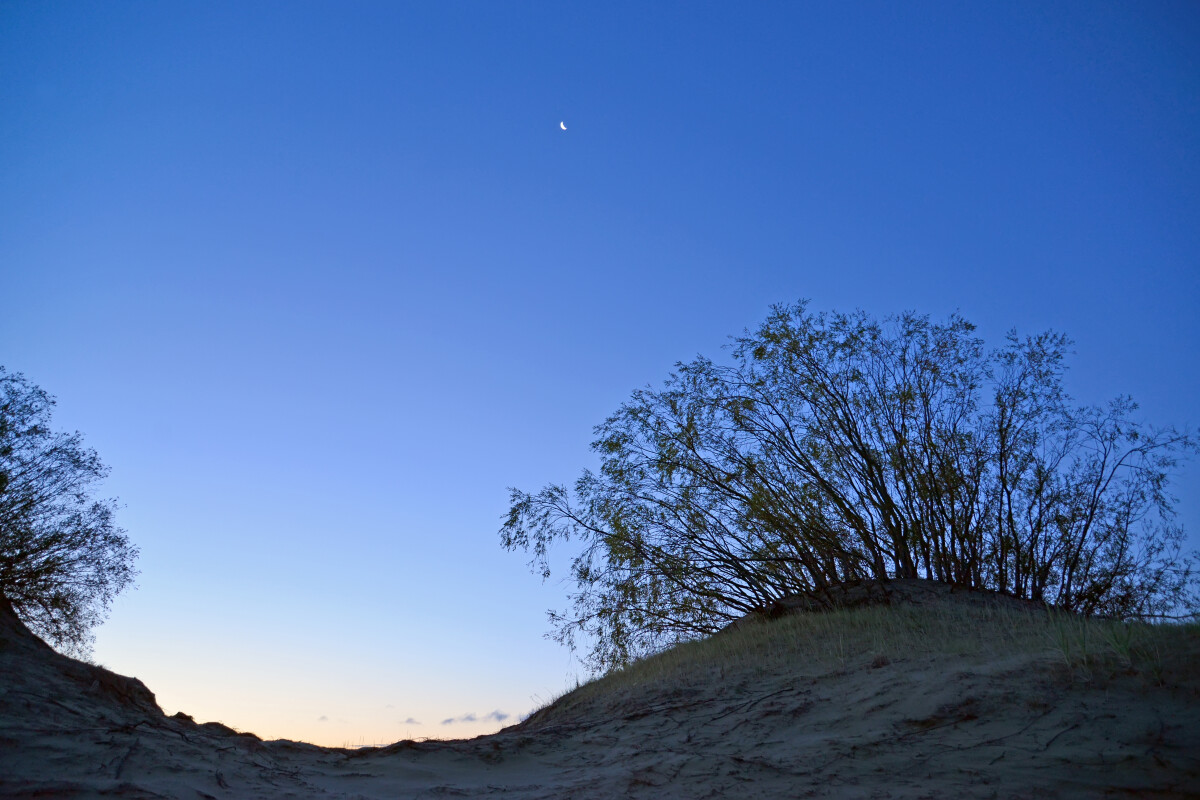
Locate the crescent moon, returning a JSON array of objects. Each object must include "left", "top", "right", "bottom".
[{"left": 560, "top": 121, "right": 567, "bottom": 130}]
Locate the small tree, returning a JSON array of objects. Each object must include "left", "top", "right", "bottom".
[
  {"left": 501, "top": 302, "right": 1198, "bottom": 672},
  {"left": 0, "top": 367, "right": 138, "bottom": 655}
]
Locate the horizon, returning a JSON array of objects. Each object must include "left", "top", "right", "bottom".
[{"left": 2, "top": 1, "right": 1198, "bottom": 746}]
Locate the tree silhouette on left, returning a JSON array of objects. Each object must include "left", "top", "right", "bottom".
[{"left": 0, "top": 367, "right": 138, "bottom": 656}]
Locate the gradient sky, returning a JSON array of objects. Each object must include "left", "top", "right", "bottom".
[{"left": 2, "top": 1, "right": 1198, "bottom": 746}]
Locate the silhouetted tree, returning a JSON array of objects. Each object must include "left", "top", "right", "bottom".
[
  {"left": 0, "top": 368, "right": 138, "bottom": 655},
  {"left": 501, "top": 302, "right": 1197, "bottom": 671}
]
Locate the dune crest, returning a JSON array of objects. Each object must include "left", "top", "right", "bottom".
[{"left": 2, "top": 585, "right": 1198, "bottom": 798}]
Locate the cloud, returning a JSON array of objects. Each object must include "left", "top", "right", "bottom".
[
  {"left": 440, "top": 712, "right": 479, "bottom": 725},
  {"left": 317, "top": 716, "right": 328, "bottom": 723},
  {"left": 441, "top": 718, "right": 456, "bottom": 725},
  {"left": 484, "top": 710, "right": 510, "bottom": 723},
  {"left": 404, "top": 717, "right": 421, "bottom": 725}
]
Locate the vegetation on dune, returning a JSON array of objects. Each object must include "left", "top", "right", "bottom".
[
  {"left": 502, "top": 301, "right": 1198, "bottom": 672},
  {"left": 0, "top": 367, "right": 138, "bottom": 655},
  {"left": 518, "top": 601, "right": 1200, "bottom": 732}
]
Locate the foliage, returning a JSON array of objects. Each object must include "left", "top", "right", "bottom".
[
  {"left": 0, "top": 367, "right": 138, "bottom": 655},
  {"left": 501, "top": 302, "right": 1198, "bottom": 672}
]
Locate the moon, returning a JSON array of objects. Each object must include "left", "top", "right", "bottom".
[{"left": 560, "top": 121, "right": 567, "bottom": 130}]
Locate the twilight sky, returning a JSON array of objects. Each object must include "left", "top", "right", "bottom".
[{"left": 2, "top": 1, "right": 1198, "bottom": 746}]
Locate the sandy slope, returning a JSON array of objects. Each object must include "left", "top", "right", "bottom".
[{"left": 2, "top": 593, "right": 1199, "bottom": 799}]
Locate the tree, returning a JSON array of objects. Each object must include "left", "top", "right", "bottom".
[
  {"left": 0, "top": 367, "right": 138, "bottom": 655},
  {"left": 501, "top": 302, "right": 1198, "bottom": 672}
]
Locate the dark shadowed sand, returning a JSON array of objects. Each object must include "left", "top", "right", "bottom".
[{"left": 2, "top": 586, "right": 1198, "bottom": 798}]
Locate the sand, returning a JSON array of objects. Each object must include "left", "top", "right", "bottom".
[{"left": 2, "top": 592, "right": 1198, "bottom": 798}]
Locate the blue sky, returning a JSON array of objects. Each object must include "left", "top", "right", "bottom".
[{"left": 2, "top": 1, "right": 1198, "bottom": 745}]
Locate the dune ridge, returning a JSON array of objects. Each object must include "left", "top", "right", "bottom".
[{"left": 2, "top": 586, "right": 1198, "bottom": 798}]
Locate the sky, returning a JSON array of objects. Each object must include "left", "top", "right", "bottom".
[{"left": 2, "top": 1, "right": 1198, "bottom": 746}]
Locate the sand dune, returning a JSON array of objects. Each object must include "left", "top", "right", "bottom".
[{"left": 2, "top": 587, "right": 1198, "bottom": 798}]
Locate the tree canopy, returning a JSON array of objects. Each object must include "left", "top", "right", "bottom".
[
  {"left": 0, "top": 368, "right": 138, "bottom": 655},
  {"left": 501, "top": 302, "right": 1198, "bottom": 672}
]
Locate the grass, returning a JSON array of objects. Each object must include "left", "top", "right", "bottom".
[
  {"left": 519, "top": 602, "right": 1200, "bottom": 729},
  {"left": 1047, "top": 612, "right": 1195, "bottom": 684}
]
